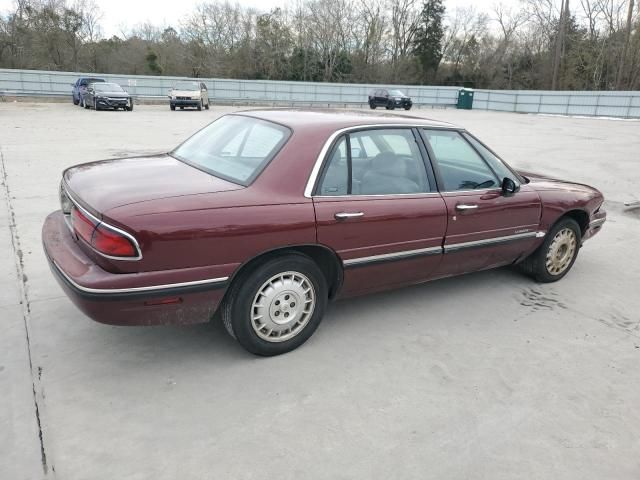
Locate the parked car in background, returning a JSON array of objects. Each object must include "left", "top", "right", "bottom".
[
  {"left": 368, "top": 89, "right": 413, "bottom": 110},
  {"left": 168, "top": 80, "right": 210, "bottom": 111},
  {"left": 81, "top": 82, "right": 133, "bottom": 111},
  {"left": 43, "top": 110, "right": 606, "bottom": 356},
  {"left": 72, "top": 77, "right": 104, "bottom": 105}
]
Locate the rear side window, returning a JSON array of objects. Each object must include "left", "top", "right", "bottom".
[
  {"left": 171, "top": 115, "right": 290, "bottom": 185},
  {"left": 317, "top": 129, "right": 430, "bottom": 196},
  {"left": 423, "top": 130, "right": 499, "bottom": 191}
]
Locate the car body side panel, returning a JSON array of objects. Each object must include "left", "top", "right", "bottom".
[
  {"left": 314, "top": 195, "right": 447, "bottom": 296},
  {"left": 436, "top": 185, "right": 543, "bottom": 275}
]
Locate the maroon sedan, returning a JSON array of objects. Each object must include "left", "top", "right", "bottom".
[{"left": 42, "top": 110, "right": 606, "bottom": 355}]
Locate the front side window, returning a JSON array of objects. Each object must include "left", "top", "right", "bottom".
[
  {"left": 423, "top": 130, "right": 499, "bottom": 191},
  {"left": 317, "top": 129, "right": 430, "bottom": 196},
  {"left": 463, "top": 133, "right": 522, "bottom": 184},
  {"left": 172, "top": 115, "right": 290, "bottom": 185}
]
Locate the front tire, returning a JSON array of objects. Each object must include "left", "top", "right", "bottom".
[
  {"left": 204, "top": 101, "right": 210, "bottom": 110},
  {"left": 197, "top": 100, "right": 202, "bottom": 111},
  {"left": 518, "top": 217, "right": 581, "bottom": 283},
  {"left": 221, "top": 254, "right": 328, "bottom": 356}
]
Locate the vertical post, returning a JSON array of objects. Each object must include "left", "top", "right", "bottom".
[
  {"left": 565, "top": 94, "right": 570, "bottom": 115},
  {"left": 626, "top": 94, "right": 633, "bottom": 119},
  {"left": 514, "top": 93, "right": 519, "bottom": 112},
  {"left": 594, "top": 93, "right": 600, "bottom": 117}
]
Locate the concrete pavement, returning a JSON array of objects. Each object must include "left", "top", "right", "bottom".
[{"left": 1, "top": 102, "right": 639, "bottom": 480}]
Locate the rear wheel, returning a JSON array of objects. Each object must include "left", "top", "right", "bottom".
[
  {"left": 369, "top": 101, "right": 376, "bottom": 110},
  {"left": 518, "top": 217, "right": 581, "bottom": 283},
  {"left": 221, "top": 254, "right": 328, "bottom": 356}
]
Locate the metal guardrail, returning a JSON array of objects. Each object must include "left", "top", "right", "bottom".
[{"left": 1, "top": 68, "right": 639, "bottom": 118}]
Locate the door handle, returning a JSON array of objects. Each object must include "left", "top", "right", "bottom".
[
  {"left": 456, "top": 204, "right": 478, "bottom": 211},
  {"left": 334, "top": 212, "right": 364, "bottom": 220}
]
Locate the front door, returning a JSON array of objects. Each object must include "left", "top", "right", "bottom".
[
  {"left": 312, "top": 128, "right": 447, "bottom": 296},
  {"left": 421, "top": 129, "right": 542, "bottom": 277}
]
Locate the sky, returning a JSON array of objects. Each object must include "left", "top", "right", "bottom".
[{"left": 0, "top": 0, "right": 520, "bottom": 38}]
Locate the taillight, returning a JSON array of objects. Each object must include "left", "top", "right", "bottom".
[
  {"left": 70, "top": 206, "right": 138, "bottom": 258},
  {"left": 92, "top": 224, "right": 137, "bottom": 257},
  {"left": 71, "top": 207, "right": 95, "bottom": 244}
]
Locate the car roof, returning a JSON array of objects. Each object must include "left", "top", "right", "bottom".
[{"left": 236, "top": 109, "right": 458, "bottom": 131}]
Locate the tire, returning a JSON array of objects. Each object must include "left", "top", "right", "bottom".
[
  {"left": 221, "top": 254, "right": 328, "bottom": 356},
  {"left": 386, "top": 102, "right": 395, "bottom": 110},
  {"left": 369, "top": 102, "right": 376, "bottom": 110},
  {"left": 205, "top": 101, "right": 210, "bottom": 110},
  {"left": 180, "top": 106, "right": 184, "bottom": 110},
  {"left": 197, "top": 100, "right": 202, "bottom": 111},
  {"left": 170, "top": 104, "right": 176, "bottom": 111},
  {"left": 73, "top": 96, "right": 79, "bottom": 105},
  {"left": 518, "top": 217, "right": 581, "bottom": 283},
  {"left": 126, "top": 99, "right": 133, "bottom": 111},
  {"left": 404, "top": 105, "right": 412, "bottom": 110}
]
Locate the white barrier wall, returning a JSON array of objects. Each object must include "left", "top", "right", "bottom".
[{"left": 1, "top": 68, "right": 639, "bottom": 118}]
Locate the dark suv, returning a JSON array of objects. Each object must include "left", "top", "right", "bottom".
[
  {"left": 368, "top": 89, "right": 413, "bottom": 110},
  {"left": 72, "top": 77, "right": 105, "bottom": 105}
]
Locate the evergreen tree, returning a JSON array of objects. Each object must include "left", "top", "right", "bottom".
[{"left": 412, "top": 0, "right": 445, "bottom": 84}]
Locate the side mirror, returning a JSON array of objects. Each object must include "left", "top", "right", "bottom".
[{"left": 501, "top": 177, "right": 519, "bottom": 196}]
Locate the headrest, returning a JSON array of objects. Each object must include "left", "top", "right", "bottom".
[{"left": 369, "top": 152, "right": 407, "bottom": 177}]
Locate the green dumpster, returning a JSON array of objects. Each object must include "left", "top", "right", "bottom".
[{"left": 456, "top": 88, "right": 474, "bottom": 110}]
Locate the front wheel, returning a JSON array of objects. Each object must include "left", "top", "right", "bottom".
[
  {"left": 204, "top": 101, "right": 210, "bottom": 110},
  {"left": 518, "top": 217, "right": 581, "bottom": 283},
  {"left": 197, "top": 100, "right": 202, "bottom": 111},
  {"left": 404, "top": 105, "right": 412, "bottom": 110},
  {"left": 126, "top": 99, "right": 134, "bottom": 111},
  {"left": 221, "top": 254, "right": 328, "bottom": 356}
]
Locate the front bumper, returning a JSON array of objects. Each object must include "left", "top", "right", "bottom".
[
  {"left": 584, "top": 209, "right": 606, "bottom": 241},
  {"left": 393, "top": 99, "right": 412, "bottom": 108},
  {"left": 42, "top": 211, "right": 227, "bottom": 326},
  {"left": 95, "top": 97, "right": 130, "bottom": 109},
  {"left": 170, "top": 98, "right": 201, "bottom": 107}
]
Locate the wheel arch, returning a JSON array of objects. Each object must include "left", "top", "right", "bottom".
[
  {"left": 559, "top": 208, "right": 589, "bottom": 236},
  {"left": 222, "top": 244, "right": 344, "bottom": 305}
]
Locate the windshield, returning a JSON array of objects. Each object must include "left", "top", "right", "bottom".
[
  {"left": 388, "top": 90, "right": 405, "bottom": 96},
  {"left": 93, "top": 83, "right": 124, "bottom": 92},
  {"left": 171, "top": 115, "right": 291, "bottom": 185},
  {"left": 174, "top": 81, "right": 200, "bottom": 90}
]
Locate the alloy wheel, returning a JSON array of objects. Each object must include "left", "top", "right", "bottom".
[
  {"left": 250, "top": 271, "right": 316, "bottom": 343},
  {"left": 545, "top": 228, "right": 577, "bottom": 275}
]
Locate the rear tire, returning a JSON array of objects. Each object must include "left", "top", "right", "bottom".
[
  {"left": 221, "top": 254, "right": 328, "bottom": 356},
  {"left": 518, "top": 217, "right": 581, "bottom": 283},
  {"left": 369, "top": 102, "right": 376, "bottom": 110}
]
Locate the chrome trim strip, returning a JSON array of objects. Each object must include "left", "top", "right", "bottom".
[
  {"left": 589, "top": 218, "right": 606, "bottom": 228},
  {"left": 53, "top": 260, "right": 228, "bottom": 295},
  {"left": 444, "top": 231, "right": 539, "bottom": 253},
  {"left": 304, "top": 123, "right": 458, "bottom": 198},
  {"left": 536, "top": 231, "right": 546, "bottom": 238},
  {"left": 63, "top": 186, "right": 143, "bottom": 261},
  {"left": 343, "top": 246, "right": 442, "bottom": 266}
]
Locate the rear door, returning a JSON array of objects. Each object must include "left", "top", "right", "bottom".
[
  {"left": 421, "top": 129, "right": 542, "bottom": 276},
  {"left": 312, "top": 127, "right": 447, "bottom": 296}
]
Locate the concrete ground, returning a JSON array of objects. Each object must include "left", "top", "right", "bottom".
[{"left": 1, "top": 102, "right": 639, "bottom": 480}]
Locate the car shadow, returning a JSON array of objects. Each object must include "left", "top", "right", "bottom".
[{"left": 98, "top": 266, "right": 528, "bottom": 362}]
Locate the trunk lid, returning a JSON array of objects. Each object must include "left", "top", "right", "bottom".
[{"left": 63, "top": 154, "right": 242, "bottom": 214}]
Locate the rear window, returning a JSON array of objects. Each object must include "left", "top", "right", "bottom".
[{"left": 171, "top": 115, "right": 290, "bottom": 185}]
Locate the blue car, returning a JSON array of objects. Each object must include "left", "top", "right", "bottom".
[{"left": 71, "top": 77, "right": 105, "bottom": 105}]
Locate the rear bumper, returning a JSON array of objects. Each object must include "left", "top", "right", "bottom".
[{"left": 42, "top": 211, "right": 227, "bottom": 326}]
